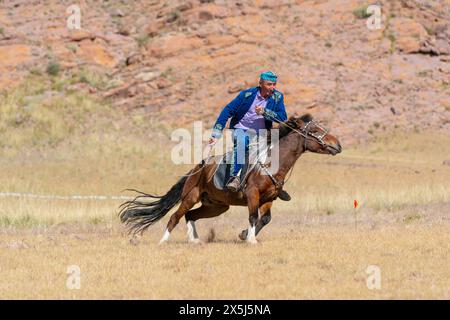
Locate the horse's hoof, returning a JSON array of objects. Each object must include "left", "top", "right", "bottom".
[
  {"left": 246, "top": 238, "right": 258, "bottom": 245},
  {"left": 189, "top": 239, "right": 203, "bottom": 245},
  {"left": 239, "top": 230, "right": 247, "bottom": 241},
  {"left": 158, "top": 240, "right": 168, "bottom": 246}
]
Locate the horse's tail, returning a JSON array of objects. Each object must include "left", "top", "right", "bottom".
[{"left": 118, "top": 173, "right": 190, "bottom": 235}]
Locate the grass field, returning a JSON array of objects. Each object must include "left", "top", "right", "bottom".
[
  {"left": 0, "top": 130, "right": 449, "bottom": 299},
  {"left": 0, "top": 221, "right": 448, "bottom": 299}
]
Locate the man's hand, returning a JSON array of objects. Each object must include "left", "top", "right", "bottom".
[
  {"left": 208, "top": 136, "right": 217, "bottom": 145},
  {"left": 255, "top": 105, "right": 265, "bottom": 115}
]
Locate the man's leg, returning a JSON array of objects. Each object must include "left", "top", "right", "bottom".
[{"left": 227, "top": 129, "right": 247, "bottom": 192}]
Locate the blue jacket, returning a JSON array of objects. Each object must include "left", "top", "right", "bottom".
[{"left": 212, "top": 87, "right": 288, "bottom": 138}]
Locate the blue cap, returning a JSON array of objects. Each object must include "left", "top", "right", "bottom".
[{"left": 260, "top": 71, "right": 277, "bottom": 82}]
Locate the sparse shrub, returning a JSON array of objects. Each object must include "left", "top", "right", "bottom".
[
  {"left": 167, "top": 10, "right": 180, "bottom": 23},
  {"left": 403, "top": 213, "right": 421, "bottom": 224},
  {"left": 135, "top": 35, "right": 150, "bottom": 47},
  {"left": 89, "top": 217, "right": 104, "bottom": 225},
  {"left": 424, "top": 26, "right": 436, "bottom": 36},
  {"left": 0, "top": 215, "right": 11, "bottom": 227},
  {"left": 30, "top": 68, "right": 42, "bottom": 76},
  {"left": 353, "top": 5, "right": 371, "bottom": 19},
  {"left": 388, "top": 33, "right": 396, "bottom": 54},
  {"left": 161, "top": 67, "right": 174, "bottom": 79},
  {"left": 417, "top": 70, "right": 432, "bottom": 77},
  {"left": 66, "top": 43, "right": 77, "bottom": 53},
  {"left": 46, "top": 61, "right": 60, "bottom": 76},
  {"left": 79, "top": 75, "right": 90, "bottom": 84}
]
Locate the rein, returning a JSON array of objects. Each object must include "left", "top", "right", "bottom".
[
  {"left": 264, "top": 113, "right": 329, "bottom": 149},
  {"left": 254, "top": 112, "right": 329, "bottom": 191}
]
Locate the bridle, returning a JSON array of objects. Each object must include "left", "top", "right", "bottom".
[
  {"left": 265, "top": 113, "right": 330, "bottom": 150},
  {"left": 253, "top": 114, "right": 330, "bottom": 192},
  {"left": 299, "top": 120, "right": 329, "bottom": 149}
]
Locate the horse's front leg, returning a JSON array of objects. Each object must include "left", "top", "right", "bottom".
[
  {"left": 239, "top": 202, "right": 272, "bottom": 241},
  {"left": 244, "top": 188, "right": 260, "bottom": 244}
]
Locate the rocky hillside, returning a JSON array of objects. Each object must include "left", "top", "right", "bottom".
[{"left": 1, "top": 0, "right": 449, "bottom": 145}]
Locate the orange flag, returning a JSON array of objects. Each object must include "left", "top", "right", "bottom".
[{"left": 354, "top": 199, "right": 358, "bottom": 209}]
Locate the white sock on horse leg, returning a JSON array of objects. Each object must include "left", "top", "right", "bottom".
[
  {"left": 186, "top": 220, "right": 200, "bottom": 242},
  {"left": 246, "top": 225, "right": 257, "bottom": 244},
  {"left": 159, "top": 228, "right": 171, "bottom": 244}
]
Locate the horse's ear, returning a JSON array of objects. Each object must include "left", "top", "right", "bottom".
[{"left": 299, "top": 113, "right": 313, "bottom": 123}]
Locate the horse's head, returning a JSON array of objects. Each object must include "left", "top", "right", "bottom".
[{"left": 281, "top": 114, "right": 342, "bottom": 156}]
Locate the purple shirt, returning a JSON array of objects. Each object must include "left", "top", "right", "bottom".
[{"left": 234, "top": 90, "right": 268, "bottom": 131}]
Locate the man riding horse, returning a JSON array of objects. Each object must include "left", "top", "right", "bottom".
[
  {"left": 119, "top": 71, "right": 343, "bottom": 244},
  {"left": 208, "top": 71, "right": 291, "bottom": 201}
]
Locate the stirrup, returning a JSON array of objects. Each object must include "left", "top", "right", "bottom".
[{"left": 226, "top": 176, "right": 240, "bottom": 192}]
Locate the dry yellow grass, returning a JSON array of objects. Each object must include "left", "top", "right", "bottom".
[
  {"left": 1, "top": 130, "right": 449, "bottom": 225},
  {"left": 0, "top": 219, "right": 448, "bottom": 299},
  {"left": 0, "top": 131, "right": 449, "bottom": 299}
]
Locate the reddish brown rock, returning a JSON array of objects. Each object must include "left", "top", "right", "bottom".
[
  {"left": 0, "top": 44, "right": 33, "bottom": 67},
  {"left": 156, "top": 77, "right": 172, "bottom": 89},
  {"left": 390, "top": 18, "right": 428, "bottom": 53},
  {"left": 0, "top": 44, "right": 33, "bottom": 89},
  {"left": 77, "top": 40, "right": 118, "bottom": 68},
  {"left": 147, "top": 34, "right": 204, "bottom": 58}
]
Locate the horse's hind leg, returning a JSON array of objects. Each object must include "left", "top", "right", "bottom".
[
  {"left": 239, "top": 202, "right": 272, "bottom": 241},
  {"left": 185, "top": 204, "right": 229, "bottom": 243},
  {"left": 159, "top": 187, "right": 200, "bottom": 245}
]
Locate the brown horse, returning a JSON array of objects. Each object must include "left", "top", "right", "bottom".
[{"left": 119, "top": 114, "right": 342, "bottom": 244}]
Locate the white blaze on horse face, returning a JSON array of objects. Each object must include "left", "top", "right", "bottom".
[
  {"left": 159, "top": 228, "right": 171, "bottom": 244},
  {"left": 186, "top": 220, "right": 200, "bottom": 243},
  {"left": 246, "top": 225, "right": 257, "bottom": 244}
]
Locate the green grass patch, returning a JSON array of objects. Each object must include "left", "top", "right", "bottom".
[
  {"left": 353, "top": 5, "right": 371, "bottom": 19},
  {"left": 403, "top": 212, "right": 422, "bottom": 224},
  {"left": 0, "top": 214, "right": 41, "bottom": 228},
  {"left": 417, "top": 70, "right": 432, "bottom": 77},
  {"left": 0, "top": 74, "right": 113, "bottom": 149},
  {"left": 46, "top": 61, "right": 60, "bottom": 76},
  {"left": 135, "top": 35, "right": 150, "bottom": 47}
]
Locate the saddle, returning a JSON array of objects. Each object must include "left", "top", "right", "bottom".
[
  {"left": 213, "top": 151, "right": 250, "bottom": 191},
  {"left": 210, "top": 146, "right": 291, "bottom": 201}
]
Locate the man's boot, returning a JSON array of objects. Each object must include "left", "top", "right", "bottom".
[
  {"left": 278, "top": 189, "right": 291, "bottom": 201},
  {"left": 226, "top": 176, "right": 241, "bottom": 192}
]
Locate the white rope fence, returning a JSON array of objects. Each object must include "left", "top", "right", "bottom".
[{"left": 0, "top": 192, "right": 134, "bottom": 201}]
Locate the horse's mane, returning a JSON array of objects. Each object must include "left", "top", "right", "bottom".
[{"left": 279, "top": 113, "right": 313, "bottom": 139}]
